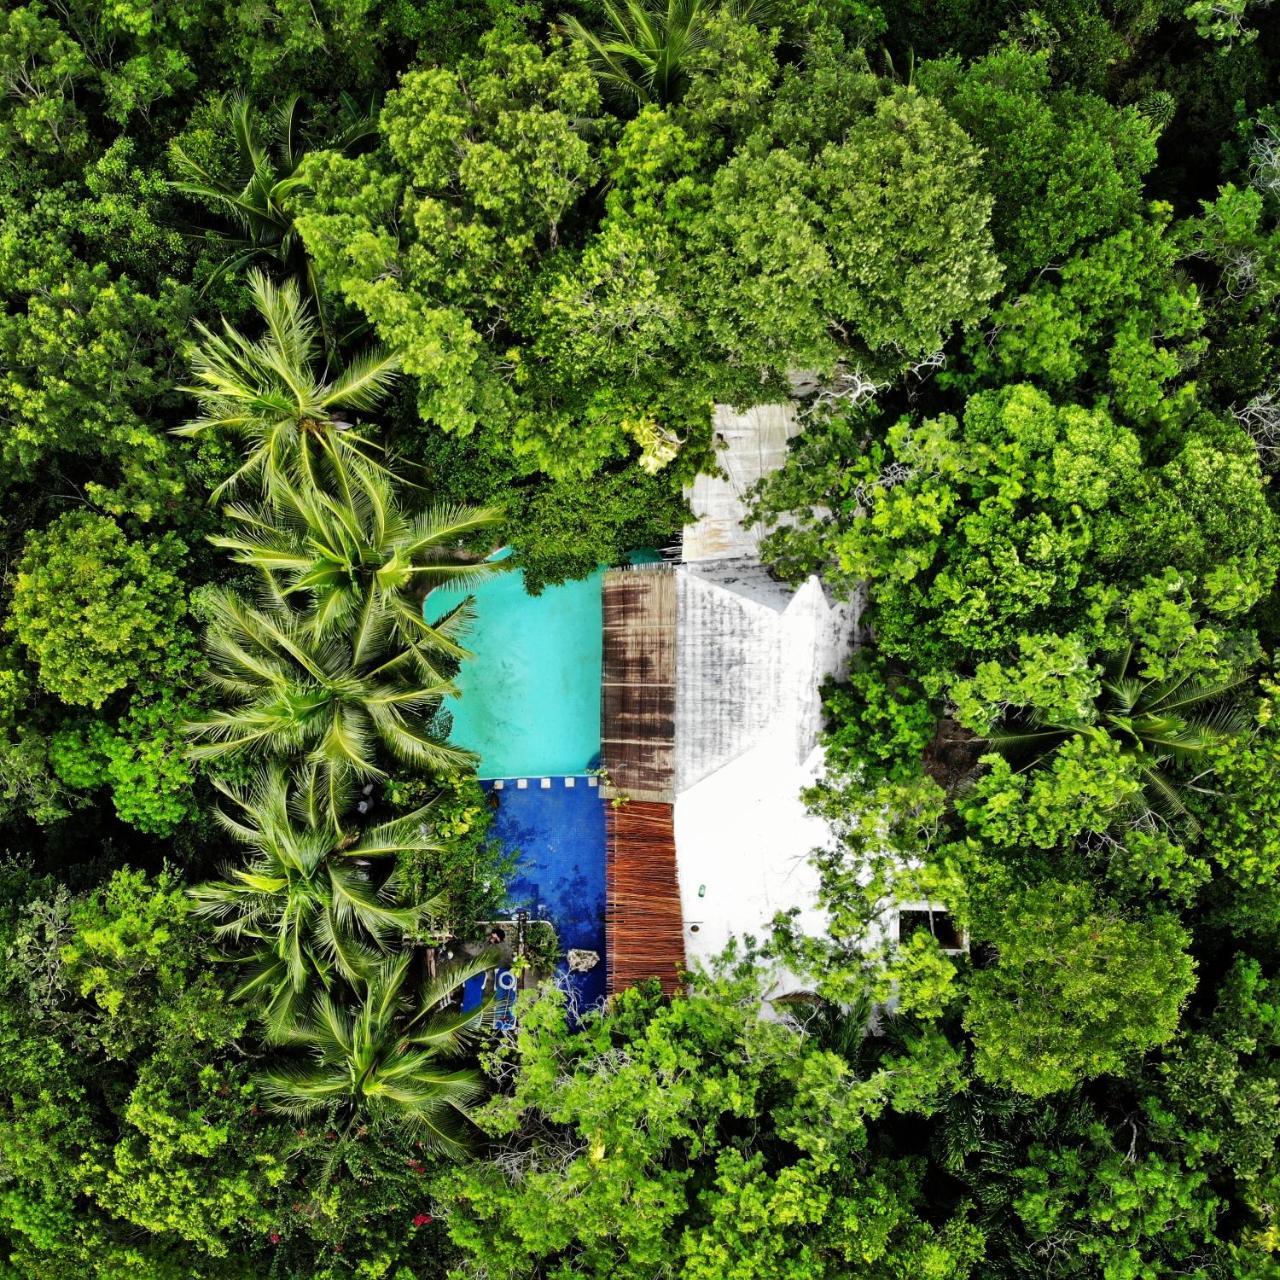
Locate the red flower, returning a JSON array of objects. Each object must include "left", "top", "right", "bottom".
[
  {"left": 269, "top": 1233, "right": 281, "bottom": 1244},
  {"left": 412, "top": 1213, "right": 433, "bottom": 1227}
]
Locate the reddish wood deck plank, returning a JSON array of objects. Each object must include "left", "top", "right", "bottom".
[{"left": 606, "top": 801, "right": 685, "bottom": 995}]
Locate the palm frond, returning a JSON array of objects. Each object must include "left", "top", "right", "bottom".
[
  {"left": 322, "top": 347, "right": 403, "bottom": 413},
  {"left": 1137, "top": 760, "right": 1201, "bottom": 837},
  {"left": 414, "top": 948, "right": 503, "bottom": 1019},
  {"left": 1144, "top": 665, "right": 1255, "bottom": 716}
]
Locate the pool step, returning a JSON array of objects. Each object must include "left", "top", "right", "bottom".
[{"left": 490, "top": 776, "right": 600, "bottom": 791}]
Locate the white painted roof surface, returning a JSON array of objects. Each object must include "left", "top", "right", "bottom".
[
  {"left": 668, "top": 400, "right": 861, "bottom": 993},
  {"left": 675, "top": 742, "right": 831, "bottom": 996},
  {"left": 682, "top": 403, "right": 800, "bottom": 562},
  {"left": 674, "top": 565, "right": 856, "bottom": 792}
]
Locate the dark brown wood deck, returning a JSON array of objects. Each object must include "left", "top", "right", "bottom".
[
  {"left": 600, "top": 568, "right": 676, "bottom": 804},
  {"left": 606, "top": 801, "right": 685, "bottom": 995}
]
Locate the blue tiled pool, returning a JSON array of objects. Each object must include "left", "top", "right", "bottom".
[{"left": 490, "top": 778, "right": 607, "bottom": 1011}]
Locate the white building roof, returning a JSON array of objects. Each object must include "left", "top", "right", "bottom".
[
  {"left": 682, "top": 403, "right": 800, "bottom": 562},
  {"left": 670, "top": 402, "right": 859, "bottom": 993}
]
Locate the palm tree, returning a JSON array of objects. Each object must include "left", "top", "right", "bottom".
[
  {"left": 211, "top": 472, "right": 505, "bottom": 653},
  {"left": 986, "top": 645, "right": 1254, "bottom": 834},
  {"left": 169, "top": 92, "right": 376, "bottom": 337},
  {"left": 260, "top": 949, "right": 499, "bottom": 1156},
  {"left": 561, "top": 0, "right": 779, "bottom": 106},
  {"left": 186, "top": 586, "right": 475, "bottom": 827},
  {"left": 175, "top": 270, "right": 399, "bottom": 504},
  {"left": 189, "top": 768, "right": 445, "bottom": 1032}
]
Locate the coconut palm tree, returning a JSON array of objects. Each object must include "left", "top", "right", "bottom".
[
  {"left": 169, "top": 92, "right": 376, "bottom": 337},
  {"left": 186, "top": 586, "right": 475, "bottom": 826},
  {"left": 986, "top": 645, "right": 1254, "bottom": 834},
  {"left": 259, "top": 949, "right": 499, "bottom": 1156},
  {"left": 189, "top": 768, "right": 445, "bottom": 1032},
  {"left": 212, "top": 472, "right": 505, "bottom": 652},
  {"left": 175, "top": 270, "right": 399, "bottom": 504},
  {"left": 561, "top": 0, "right": 779, "bottom": 106}
]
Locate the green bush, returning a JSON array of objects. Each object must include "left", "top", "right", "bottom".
[{"left": 7, "top": 513, "right": 190, "bottom": 710}]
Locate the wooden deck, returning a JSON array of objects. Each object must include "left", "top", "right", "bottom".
[
  {"left": 606, "top": 801, "right": 685, "bottom": 995},
  {"left": 600, "top": 568, "right": 676, "bottom": 803}
]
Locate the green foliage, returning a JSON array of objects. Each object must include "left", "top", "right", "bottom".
[
  {"left": 1151, "top": 954, "right": 1280, "bottom": 1183},
  {"left": 963, "top": 880, "right": 1195, "bottom": 1096},
  {"left": 0, "top": 6, "right": 91, "bottom": 157},
  {"left": 1201, "top": 706, "right": 1280, "bottom": 896},
  {"left": 820, "top": 658, "right": 936, "bottom": 785},
  {"left": 177, "top": 270, "right": 400, "bottom": 503},
  {"left": 81, "top": 139, "right": 189, "bottom": 278},
  {"left": 49, "top": 691, "right": 202, "bottom": 835},
  {"left": 785, "top": 385, "right": 1147, "bottom": 672},
  {"left": 0, "top": 730, "right": 77, "bottom": 829},
  {"left": 959, "top": 207, "right": 1207, "bottom": 431},
  {"left": 1137, "top": 427, "right": 1280, "bottom": 613},
  {"left": 512, "top": 466, "right": 687, "bottom": 592},
  {"left": 99, "top": 690, "right": 201, "bottom": 835},
  {"left": 773, "top": 773, "right": 963, "bottom": 1014},
  {"left": 0, "top": 234, "right": 190, "bottom": 503},
  {"left": 962, "top": 735, "right": 1143, "bottom": 851},
  {"left": 391, "top": 773, "right": 515, "bottom": 931},
  {"left": 561, "top": 0, "right": 782, "bottom": 106},
  {"left": 1188, "top": 174, "right": 1280, "bottom": 407},
  {"left": 698, "top": 85, "right": 1002, "bottom": 374},
  {"left": 2, "top": 0, "right": 1280, "bottom": 1273},
  {"left": 187, "top": 586, "right": 473, "bottom": 825},
  {"left": 438, "top": 968, "right": 976, "bottom": 1278},
  {"left": 260, "top": 949, "right": 497, "bottom": 1154},
  {"left": 761, "top": 383, "right": 1280, "bottom": 681},
  {"left": 0, "top": 866, "right": 286, "bottom": 1271},
  {"left": 296, "top": 34, "right": 607, "bottom": 461},
  {"left": 61, "top": 867, "right": 239, "bottom": 1056},
  {"left": 48, "top": 719, "right": 114, "bottom": 792},
  {"left": 190, "top": 768, "right": 446, "bottom": 1030},
  {"left": 1184, "top": 0, "right": 1267, "bottom": 50},
  {"left": 973, "top": 639, "right": 1255, "bottom": 836},
  {"left": 950, "top": 633, "right": 1100, "bottom": 733},
  {"left": 1186, "top": 182, "right": 1280, "bottom": 305},
  {"left": 1012, "top": 1139, "right": 1221, "bottom": 1277},
  {"left": 0, "top": 0, "right": 217, "bottom": 137},
  {"left": 213, "top": 470, "right": 503, "bottom": 655},
  {"left": 298, "top": 25, "right": 1000, "bottom": 484},
  {"left": 169, "top": 92, "right": 377, "bottom": 335},
  {"left": 7, "top": 512, "right": 191, "bottom": 709},
  {"left": 919, "top": 47, "right": 1158, "bottom": 281},
  {"left": 1116, "top": 568, "right": 1236, "bottom": 682}
]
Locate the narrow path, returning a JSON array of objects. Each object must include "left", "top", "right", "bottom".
[{"left": 600, "top": 567, "right": 685, "bottom": 992}]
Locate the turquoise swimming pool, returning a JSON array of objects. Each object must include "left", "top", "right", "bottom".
[{"left": 427, "top": 564, "right": 604, "bottom": 779}]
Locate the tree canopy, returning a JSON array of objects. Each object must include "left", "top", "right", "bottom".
[{"left": 2, "top": 0, "right": 1280, "bottom": 1275}]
